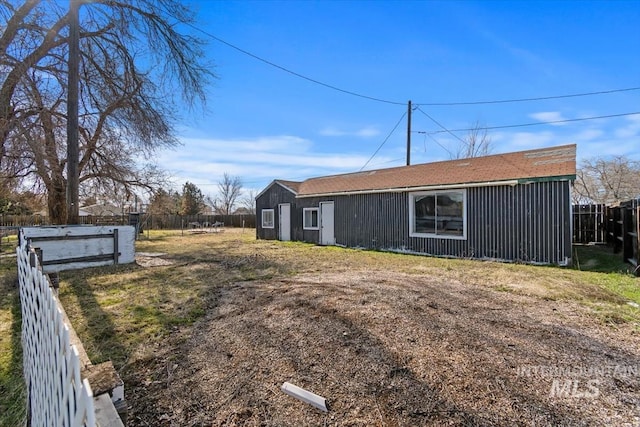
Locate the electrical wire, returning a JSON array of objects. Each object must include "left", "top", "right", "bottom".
[
  {"left": 360, "top": 111, "right": 407, "bottom": 171},
  {"left": 186, "top": 24, "right": 640, "bottom": 107},
  {"left": 415, "top": 111, "right": 640, "bottom": 135},
  {"left": 186, "top": 23, "right": 404, "bottom": 106},
  {"left": 424, "top": 132, "right": 454, "bottom": 157},
  {"left": 418, "top": 87, "right": 640, "bottom": 106},
  {"left": 415, "top": 107, "right": 468, "bottom": 146}
]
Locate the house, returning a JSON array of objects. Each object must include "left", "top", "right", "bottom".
[
  {"left": 256, "top": 144, "right": 576, "bottom": 265},
  {"left": 79, "top": 203, "right": 123, "bottom": 216}
]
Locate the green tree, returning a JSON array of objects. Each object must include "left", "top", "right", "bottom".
[
  {"left": 180, "top": 182, "right": 205, "bottom": 215},
  {"left": 148, "top": 188, "right": 181, "bottom": 215}
]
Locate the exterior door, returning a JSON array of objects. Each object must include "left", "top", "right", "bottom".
[
  {"left": 320, "top": 201, "right": 335, "bottom": 245},
  {"left": 278, "top": 203, "right": 291, "bottom": 241}
]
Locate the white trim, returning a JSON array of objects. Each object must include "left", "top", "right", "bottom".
[
  {"left": 261, "top": 209, "right": 275, "bottom": 229},
  {"left": 409, "top": 189, "right": 467, "bottom": 240},
  {"left": 296, "top": 179, "right": 519, "bottom": 198},
  {"left": 303, "top": 207, "right": 319, "bottom": 230}
]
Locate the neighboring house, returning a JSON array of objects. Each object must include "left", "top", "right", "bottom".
[
  {"left": 79, "top": 203, "right": 123, "bottom": 216},
  {"left": 256, "top": 144, "right": 576, "bottom": 265},
  {"left": 233, "top": 207, "right": 254, "bottom": 215}
]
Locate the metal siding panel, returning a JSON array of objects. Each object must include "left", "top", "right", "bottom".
[
  {"left": 258, "top": 180, "right": 570, "bottom": 264},
  {"left": 256, "top": 184, "right": 296, "bottom": 240}
]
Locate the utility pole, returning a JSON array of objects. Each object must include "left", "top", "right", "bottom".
[
  {"left": 66, "top": 0, "right": 80, "bottom": 224},
  {"left": 406, "top": 100, "right": 412, "bottom": 166}
]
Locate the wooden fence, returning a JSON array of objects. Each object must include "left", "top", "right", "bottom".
[
  {"left": 17, "top": 230, "right": 124, "bottom": 426},
  {"left": 606, "top": 199, "right": 639, "bottom": 270},
  {"left": 572, "top": 204, "right": 606, "bottom": 244},
  {"left": 574, "top": 201, "right": 640, "bottom": 271},
  {"left": 1, "top": 213, "right": 256, "bottom": 230}
]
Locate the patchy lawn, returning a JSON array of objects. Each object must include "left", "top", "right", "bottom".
[
  {"left": 7, "top": 228, "right": 640, "bottom": 426},
  {"left": 0, "top": 251, "right": 26, "bottom": 427}
]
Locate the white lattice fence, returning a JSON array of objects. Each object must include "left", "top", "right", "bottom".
[{"left": 17, "top": 234, "right": 96, "bottom": 427}]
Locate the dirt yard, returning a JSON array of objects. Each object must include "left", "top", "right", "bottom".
[{"left": 60, "top": 230, "right": 640, "bottom": 426}]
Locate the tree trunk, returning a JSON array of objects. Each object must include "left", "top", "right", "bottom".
[{"left": 47, "top": 177, "right": 67, "bottom": 224}]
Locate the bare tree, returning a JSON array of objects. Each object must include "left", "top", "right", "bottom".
[
  {"left": 0, "top": 0, "right": 212, "bottom": 223},
  {"left": 213, "top": 173, "right": 243, "bottom": 215},
  {"left": 573, "top": 156, "right": 640, "bottom": 204},
  {"left": 239, "top": 188, "right": 257, "bottom": 215},
  {"left": 453, "top": 120, "right": 492, "bottom": 159}
]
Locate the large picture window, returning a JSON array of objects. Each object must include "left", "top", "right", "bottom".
[
  {"left": 303, "top": 208, "right": 319, "bottom": 230},
  {"left": 262, "top": 209, "right": 275, "bottom": 228},
  {"left": 410, "top": 190, "right": 466, "bottom": 239}
]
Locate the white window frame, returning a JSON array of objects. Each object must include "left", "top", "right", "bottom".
[
  {"left": 262, "top": 209, "right": 275, "bottom": 229},
  {"left": 409, "top": 189, "right": 467, "bottom": 240},
  {"left": 303, "top": 207, "right": 320, "bottom": 230}
]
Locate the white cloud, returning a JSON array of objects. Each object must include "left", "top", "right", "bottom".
[
  {"left": 156, "top": 135, "right": 394, "bottom": 192},
  {"left": 573, "top": 128, "right": 604, "bottom": 141},
  {"left": 319, "top": 126, "right": 380, "bottom": 138},
  {"left": 529, "top": 111, "right": 568, "bottom": 125},
  {"left": 614, "top": 114, "right": 640, "bottom": 138},
  {"left": 495, "top": 130, "right": 557, "bottom": 148}
]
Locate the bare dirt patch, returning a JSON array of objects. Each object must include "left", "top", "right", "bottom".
[
  {"left": 116, "top": 231, "right": 640, "bottom": 426},
  {"left": 135, "top": 252, "right": 174, "bottom": 267}
]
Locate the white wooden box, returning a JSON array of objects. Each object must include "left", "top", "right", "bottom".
[{"left": 21, "top": 226, "right": 136, "bottom": 273}]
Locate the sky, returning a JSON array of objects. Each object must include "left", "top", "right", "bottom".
[{"left": 155, "top": 0, "right": 640, "bottom": 198}]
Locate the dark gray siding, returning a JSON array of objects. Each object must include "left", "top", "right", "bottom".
[
  {"left": 294, "top": 197, "right": 328, "bottom": 243},
  {"left": 260, "top": 180, "right": 571, "bottom": 265},
  {"left": 324, "top": 180, "right": 571, "bottom": 265},
  {"left": 255, "top": 184, "right": 297, "bottom": 240},
  {"left": 333, "top": 192, "right": 408, "bottom": 250}
]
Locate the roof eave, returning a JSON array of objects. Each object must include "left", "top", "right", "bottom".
[
  {"left": 297, "top": 179, "right": 519, "bottom": 198},
  {"left": 256, "top": 180, "right": 299, "bottom": 200},
  {"left": 297, "top": 175, "right": 575, "bottom": 198}
]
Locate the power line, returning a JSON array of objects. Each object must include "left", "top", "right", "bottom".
[
  {"left": 186, "top": 23, "right": 404, "bottom": 106},
  {"left": 414, "top": 111, "right": 640, "bottom": 135},
  {"left": 424, "top": 132, "right": 454, "bottom": 157},
  {"left": 360, "top": 111, "right": 407, "bottom": 170},
  {"left": 418, "top": 87, "right": 640, "bottom": 106},
  {"left": 186, "top": 24, "right": 640, "bottom": 107},
  {"left": 415, "top": 107, "right": 468, "bottom": 146}
]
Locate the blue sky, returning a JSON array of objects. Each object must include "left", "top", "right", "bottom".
[{"left": 156, "top": 0, "right": 640, "bottom": 197}]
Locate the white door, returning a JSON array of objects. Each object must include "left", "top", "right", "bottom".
[
  {"left": 320, "top": 202, "right": 335, "bottom": 245},
  {"left": 279, "top": 203, "right": 291, "bottom": 241}
]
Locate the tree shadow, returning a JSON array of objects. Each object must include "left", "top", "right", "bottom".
[
  {"left": 61, "top": 265, "right": 134, "bottom": 368},
  {"left": 146, "top": 270, "right": 640, "bottom": 427}
]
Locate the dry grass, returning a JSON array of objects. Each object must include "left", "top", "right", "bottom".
[
  {"left": 0, "top": 253, "right": 27, "bottom": 427},
  {"left": 48, "top": 229, "right": 640, "bottom": 426}
]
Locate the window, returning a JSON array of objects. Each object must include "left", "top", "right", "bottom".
[
  {"left": 262, "top": 209, "right": 274, "bottom": 228},
  {"left": 303, "top": 208, "right": 319, "bottom": 230},
  {"left": 409, "top": 190, "right": 466, "bottom": 239}
]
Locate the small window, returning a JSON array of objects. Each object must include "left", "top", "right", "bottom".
[
  {"left": 303, "top": 208, "right": 319, "bottom": 230},
  {"left": 410, "top": 190, "right": 466, "bottom": 239},
  {"left": 262, "top": 209, "right": 274, "bottom": 228}
]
